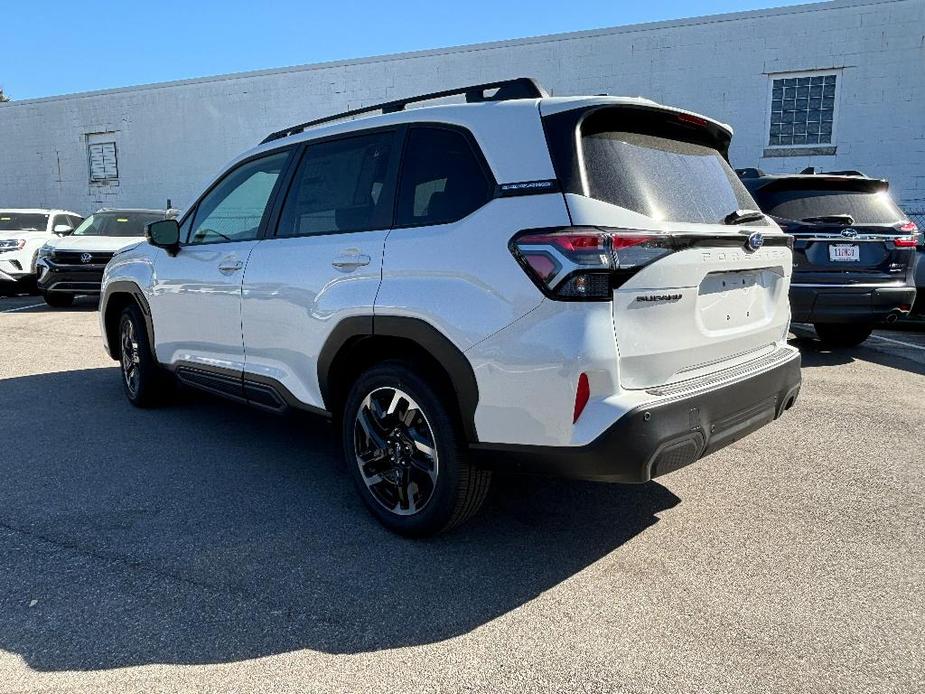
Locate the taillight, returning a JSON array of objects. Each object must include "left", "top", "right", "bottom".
[
  {"left": 893, "top": 235, "right": 919, "bottom": 248},
  {"left": 897, "top": 220, "right": 918, "bottom": 233},
  {"left": 510, "top": 227, "right": 675, "bottom": 300}
]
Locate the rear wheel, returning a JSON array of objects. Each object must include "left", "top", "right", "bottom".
[
  {"left": 814, "top": 323, "right": 873, "bottom": 348},
  {"left": 41, "top": 291, "right": 74, "bottom": 308},
  {"left": 342, "top": 360, "right": 491, "bottom": 536},
  {"left": 118, "top": 304, "right": 173, "bottom": 407}
]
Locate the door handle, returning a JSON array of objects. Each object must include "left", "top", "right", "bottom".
[
  {"left": 218, "top": 259, "right": 244, "bottom": 274},
  {"left": 331, "top": 253, "right": 371, "bottom": 271}
]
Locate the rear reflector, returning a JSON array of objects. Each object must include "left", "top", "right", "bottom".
[
  {"left": 893, "top": 235, "right": 919, "bottom": 248},
  {"left": 573, "top": 373, "right": 590, "bottom": 423}
]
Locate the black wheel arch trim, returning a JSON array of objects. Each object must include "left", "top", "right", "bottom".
[
  {"left": 101, "top": 281, "right": 157, "bottom": 362},
  {"left": 317, "top": 315, "right": 481, "bottom": 442}
]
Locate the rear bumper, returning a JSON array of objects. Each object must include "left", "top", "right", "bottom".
[
  {"left": 36, "top": 261, "right": 105, "bottom": 295},
  {"left": 472, "top": 348, "right": 801, "bottom": 483},
  {"left": 790, "top": 283, "right": 916, "bottom": 323}
]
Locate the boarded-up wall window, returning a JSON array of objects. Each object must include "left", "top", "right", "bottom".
[{"left": 88, "top": 141, "right": 118, "bottom": 182}]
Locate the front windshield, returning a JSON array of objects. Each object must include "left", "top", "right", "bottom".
[
  {"left": 72, "top": 212, "right": 165, "bottom": 238},
  {"left": 0, "top": 213, "right": 49, "bottom": 231}
]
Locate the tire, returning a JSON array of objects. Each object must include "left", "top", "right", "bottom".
[
  {"left": 341, "top": 360, "right": 491, "bottom": 537},
  {"left": 814, "top": 323, "right": 873, "bottom": 348},
  {"left": 118, "top": 303, "right": 174, "bottom": 407},
  {"left": 41, "top": 291, "right": 74, "bottom": 308}
]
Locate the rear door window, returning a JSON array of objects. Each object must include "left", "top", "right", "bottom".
[
  {"left": 396, "top": 127, "right": 493, "bottom": 227},
  {"left": 276, "top": 131, "right": 396, "bottom": 237},
  {"left": 581, "top": 130, "right": 755, "bottom": 224}
]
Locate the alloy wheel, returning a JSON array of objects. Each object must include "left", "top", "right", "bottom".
[
  {"left": 353, "top": 387, "right": 439, "bottom": 516},
  {"left": 121, "top": 318, "right": 141, "bottom": 397}
]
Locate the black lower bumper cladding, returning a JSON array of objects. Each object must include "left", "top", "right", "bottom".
[
  {"left": 790, "top": 284, "right": 916, "bottom": 323},
  {"left": 473, "top": 352, "right": 802, "bottom": 483}
]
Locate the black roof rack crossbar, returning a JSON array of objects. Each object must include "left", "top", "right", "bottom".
[{"left": 260, "top": 77, "right": 549, "bottom": 144}]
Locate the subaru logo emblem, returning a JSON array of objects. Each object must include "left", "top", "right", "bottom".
[
  {"left": 841, "top": 228, "right": 858, "bottom": 238},
  {"left": 80, "top": 252, "right": 93, "bottom": 264},
  {"left": 746, "top": 232, "right": 764, "bottom": 252}
]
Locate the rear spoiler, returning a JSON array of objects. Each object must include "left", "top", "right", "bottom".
[{"left": 750, "top": 176, "right": 889, "bottom": 195}]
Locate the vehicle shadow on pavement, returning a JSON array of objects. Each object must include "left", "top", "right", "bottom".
[
  {"left": 0, "top": 367, "right": 680, "bottom": 672},
  {"left": 792, "top": 335, "right": 925, "bottom": 376}
]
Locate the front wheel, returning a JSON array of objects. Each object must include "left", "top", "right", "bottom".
[
  {"left": 814, "top": 323, "right": 873, "bottom": 348},
  {"left": 342, "top": 360, "right": 491, "bottom": 536},
  {"left": 118, "top": 304, "right": 174, "bottom": 407},
  {"left": 41, "top": 291, "right": 74, "bottom": 308}
]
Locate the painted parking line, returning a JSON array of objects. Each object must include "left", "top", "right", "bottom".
[
  {"left": 0, "top": 303, "right": 45, "bottom": 314},
  {"left": 867, "top": 334, "right": 925, "bottom": 352}
]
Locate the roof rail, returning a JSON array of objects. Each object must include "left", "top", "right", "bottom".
[{"left": 260, "top": 77, "right": 549, "bottom": 144}]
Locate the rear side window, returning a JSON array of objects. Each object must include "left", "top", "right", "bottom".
[
  {"left": 396, "top": 127, "right": 492, "bottom": 227},
  {"left": 581, "top": 130, "right": 755, "bottom": 224},
  {"left": 750, "top": 188, "right": 904, "bottom": 225},
  {"left": 277, "top": 132, "right": 395, "bottom": 237}
]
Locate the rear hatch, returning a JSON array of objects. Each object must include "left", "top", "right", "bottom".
[
  {"left": 540, "top": 101, "right": 793, "bottom": 390},
  {"left": 746, "top": 176, "right": 919, "bottom": 285}
]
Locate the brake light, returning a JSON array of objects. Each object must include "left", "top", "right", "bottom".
[
  {"left": 510, "top": 227, "right": 675, "bottom": 300},
  {"left": 677, "top": 113, "right": 708, "bottom": 127},
  {"left": 893, "top": 235, "right": 919, "bottom": 248},
  {"left": 898, "top": 220, "right": 918, "bottom": 233},
  {"left": 573, "top": 373, "right": 590, "bottom": 423}
]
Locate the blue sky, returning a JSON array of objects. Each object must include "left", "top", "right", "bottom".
[{"left": 4, "top": 0, "right": 809, "bottom": 100}]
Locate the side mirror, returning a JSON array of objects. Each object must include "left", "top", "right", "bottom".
[
  {"left": 146, "top": 219, "right": 181, "bottom": 254},
  {"left": 53, "top": 224, "right": 73, "bottom": 236}
]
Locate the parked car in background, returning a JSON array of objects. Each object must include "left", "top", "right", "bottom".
[
  {"left": 738, "top": 168, "right": 919, "bottom": 346},
  {"left": 913, "top": 236, "right": 925, "bottom": 316},
  {"left": 36, "top": 208, "right": 178, "bottom": 307},
  {"left": 99, "top": 78, "right": 801, "bottom": 535},
  {"left": 0, "top": 209, "right": 83, "bottom": 295}
]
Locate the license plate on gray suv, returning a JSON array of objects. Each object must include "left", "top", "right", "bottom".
[{"left": 830, "top": 244, "right": 860, "bottom": 262}]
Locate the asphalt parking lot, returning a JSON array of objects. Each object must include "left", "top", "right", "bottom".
[{"left": 1, "top": 294, "right": 923, "bottom": 694}]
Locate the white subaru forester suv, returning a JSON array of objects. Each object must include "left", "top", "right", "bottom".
[{"left": 100, "top": 78, "right": 801, "bottom": 536}]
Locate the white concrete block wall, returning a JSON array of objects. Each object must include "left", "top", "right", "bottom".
[{"left": 0, "top": 0, "right": 922, "bottom": 215}]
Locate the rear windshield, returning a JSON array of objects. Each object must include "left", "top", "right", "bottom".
[
  {"left": 581, "top": 131, "right": 756, "bottom": 224},
  {"left": 72, "top": 212, "right": 165, "bottom": 237},
  {"left": 749, "top": 188, "right": 904, "bottom": 225},
  {"left": 0, "top": 213, "right": 48, "bottom": 231}
]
